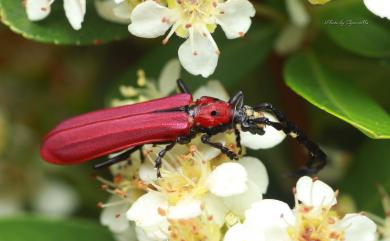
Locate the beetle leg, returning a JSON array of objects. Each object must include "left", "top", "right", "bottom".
[
  {"left": 177, "top": 79, "right": 190, "bottom": 94},
  {"left": 252, "top": 117, "right": 327, "bottom": 176},
  {"left": 155, "top": 142, "right": 176, "bottom": 177},
  {"left": 201, "top": 134, "right": 239, "bottom": 160},
  {"left": 234, "top": 126, "right": 242, "bottom": 155},
  {"left": 94, "top": 146, "right": 142, "bottom": 169}
]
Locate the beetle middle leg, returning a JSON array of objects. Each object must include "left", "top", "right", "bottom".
[
  {"left": 252, "top": 117, "right": 326, "bottom": 176},
  {"left": 154, "top": 142, "right": 176, "bottom": 177},
  {"left": 201, "top": 134, "right": 239, "bottom": 160}
]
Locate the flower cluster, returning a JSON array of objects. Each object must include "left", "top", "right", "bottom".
[
  {"left": 25, "top": 0, "right": 86, "bottom": 30},
  {"left": 96, "top": 62, "right": 377, "bottom": 241}
]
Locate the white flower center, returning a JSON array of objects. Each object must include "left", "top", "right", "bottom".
[
  {"left": 287, "top": 204, "right": 345, "bottom": 241},
  {"left": 163, "top": 0, "right": 220, "bottom": 52}
]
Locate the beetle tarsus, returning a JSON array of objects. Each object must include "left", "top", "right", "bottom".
[{"left": 201, "top": 134, "right": 239, "bottom": 160}]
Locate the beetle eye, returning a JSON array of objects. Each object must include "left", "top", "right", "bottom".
[{"left": 211, "top": 110, "right": 217, "bottom": 116}]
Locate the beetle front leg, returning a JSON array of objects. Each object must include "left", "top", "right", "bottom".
[
  {"left": 155, "top": 142, "right": 176, "bottom": 177},
  {"left": 201, "top": 134, "right": 239, "bottom": 160},
  {"left": 253, "top": 117, "right": 327, "bottom": 176},
  {"left": 234, "top": 126, "right": 242, "bottom": 155}
]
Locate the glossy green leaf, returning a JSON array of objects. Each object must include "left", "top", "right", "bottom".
[
  {"left": 284, "top": 51, "right": 390, "bottom": 139},
  {"left": 315, "top": 0, "right": 390, "bottom": 58},
  {"left": 0, "top": 0, "right": 129, "bottom": 45},
  {"left": 341, "top": 140, "right": 390, "bottom": 214},
  {"left": 106, "top": 23, "right": 277, "bottom": 100},
  {"left": 0, "top": 216, "right": 115, "bottom": 241}
]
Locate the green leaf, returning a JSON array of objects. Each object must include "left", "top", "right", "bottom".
[
  {"left": 341, "top": 140, "right": 390, "bottom": 214},
  {"left": 0, "top": 0, "right": 129, "bottom": 45},
  {"left": 106, "top": 23, "right": 277, "bottom": 100},
  {"left": 284, "top": 51, "right": 390, "bottom": 139},
  {"left": 0, "top": 216, "right": 115, "bottom": 241},
  {"left": 316, "top": 0, "right": 390, "bottom": 58}
]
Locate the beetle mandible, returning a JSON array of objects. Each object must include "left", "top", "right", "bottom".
[{"left": 41, "top": 79, "right": 326, "bottom": 177}]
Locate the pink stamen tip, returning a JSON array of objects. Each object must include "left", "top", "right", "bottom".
[
  {"left": 212, "top": 2, "right": 217, "bottom": 7},
  {"left": 220, "top": 11, "right": 225, "bottom": 14},
  {"left": 185, "top": 24, "right": 192, "bottom": 28},
  {"left": 97, "top": 202, "right": 104, "bottom": 208},
  {"left": 193, "top": 51, "right": 198, "bottom": 56}
]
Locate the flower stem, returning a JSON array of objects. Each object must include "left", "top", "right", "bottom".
[{"left": 254, "top": 3, "right": 286, "bottom": 23}]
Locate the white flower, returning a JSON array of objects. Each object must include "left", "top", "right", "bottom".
[
  {"left": 275, "top": 0, "right": 308, "bottom": 55},
  {"left": 128, "top": 0, "right": 255, "bottom": 77},
  {"left": 25, "top": 0, "right": 86, "bottom": 30},
  {"left": 95, "top": 0, "right": 136, "bottom": 24},
  {"left": 127, "top": 144, "right": 269, "bottom": 240},
  {"left": 225, "top": 176, "right": 377, "bottom": 241},
  {"left": 31, "top": 179, "right": 79, "bottom": 217},
  {"left": 111, "top": 58, "right": 181, "bottom": 107},
  {"left": 363, "top": 0, "right": 390, "bottom": 20}
]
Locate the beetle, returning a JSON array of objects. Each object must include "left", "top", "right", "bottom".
[{"left": 41, "top": 79, "right": 326, "bottom": 177}]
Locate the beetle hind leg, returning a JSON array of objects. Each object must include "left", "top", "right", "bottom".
[{"left": 94, "top": 146, "right": 142, "bottom": 169}]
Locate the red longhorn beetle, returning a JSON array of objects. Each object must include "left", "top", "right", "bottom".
[{"left": 41, "top": 79, "right": 326, "bottom": 177}]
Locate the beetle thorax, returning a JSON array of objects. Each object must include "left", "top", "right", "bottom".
[{"left": 192, "top": 97, "right": 233, "bottom": 129}]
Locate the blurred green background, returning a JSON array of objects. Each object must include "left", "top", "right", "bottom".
[{"left": 0, "top": 0, "right": 389, "bottom": 240}]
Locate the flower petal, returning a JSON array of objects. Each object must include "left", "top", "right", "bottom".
[
  {"left": 295, "top": 176, "right": 337, "bottom": 208},
  {"left": 178, "top": 31, "right": 219, "bottom": 78},
  {"left": 25, "top": 0, "right": 52, "bottom": 21},
  {"left": 63, "top": 0, "right": 86, "bottom": 30},
  {"left": 31, "top": 179, "right": 79, "bottom": 217},
  {"left": 139, "top": 163, "right": 158, "bottom": 183},
  {"left": 336, "top": 214, "right": 377, "bottom": 241},
  {"left": 95, "top": 0, "right": 131, "bottom": 24},
  {"left": 239, "top": 157, "right": 268, "bottom": 194},
  {"left": 167, "top": 199, "right": 202, "bottom": 219},
  {"left": 224, "top": 223, "right": 265, "bottom": 241},
  {"left": 158, "top": 58, "right": 181, "bottom": 96},
  {"left": 128, "top": 1, "right": 173, "bottom": 38},
  {"left": 127, "top": 191, "right": 168, "bottom": 228},
  {"left": 286, "top": 0, "right": 310, "bottom": 27},
  {"left": 240, "top": 113, "right": 286, "bottom": 150},
  {"left": 113, "top": 225, "right": 138, "bottom": 241},
  {"left": 193, "top": 80, "right": 230, "bottom": 101},
  {"left": 203, "top": 194, "right": 229, "bottom": 226},
  {"left": 363, "top": 0, "right": 390, "bottom": 20},
  {"left": 100, "top": 195, "right": 130, "bottom": 233},
  {"left": 222, "top": 181, "right": 262, "bottom": 217},
  {"left": 274, "top": 24, "right": 306, "bottom": 55},
  {"left": 216, "top": 0, "right": 255, "bottom": 39},
  {"left": 207, "top": 162, "right": 247, "bottom": 197},
  {"left": 245, "top": 199, "right": 295, "bottom": 240}
]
